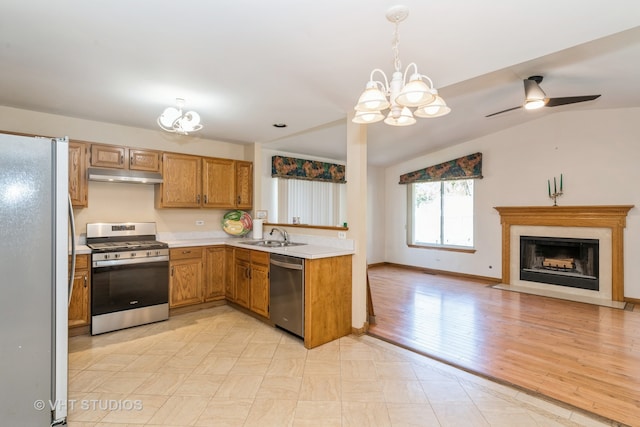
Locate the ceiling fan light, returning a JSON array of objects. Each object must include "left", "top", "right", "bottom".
[
  {"left": 524, "top": 99, "right": 546, "bottom": 110},
  {"left": 355, "top": 85, "right": 390, "bottom": 112},
  {"left": 414, "top": 95, "right": 451, "bottom": 118},
  {"left": 395, "top": 77, "right": 434, "bottom": 107},
  {"left": 352, "top": 110, "right": 385, "bottom": 124},
  {"left": 384, "top": 107, "right": 416, "bottom": 126},
  {"left": 523, "top": 78, "right": 547, "bottom": 110}
]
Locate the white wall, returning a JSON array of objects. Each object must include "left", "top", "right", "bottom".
[
  {"left": 383, "top": 107, "right": 640, "bottom": 299},
  {"left": 0, "top": 106, "right": 248, "bottom": 236},
  {"left": 367, "top": 165, "right": 386, "bottom": 264}
]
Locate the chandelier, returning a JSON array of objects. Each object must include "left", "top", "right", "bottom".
[
  {"left": 353, "top": 5, "right": 451, "bottom": 126},
  {"left": 157, "top": 98, "right": 203, "bottom": 134}
]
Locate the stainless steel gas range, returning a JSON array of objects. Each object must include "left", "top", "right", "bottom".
[{"left": 86, "top": 222, "right": 169, "bottom": 335}]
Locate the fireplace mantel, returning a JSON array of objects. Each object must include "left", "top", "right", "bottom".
[{"left": 494, "top": 205, "right": 633, "bottom": 301}]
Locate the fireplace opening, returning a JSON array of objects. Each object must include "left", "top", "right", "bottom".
[{"left": 520, "top": 236, "right": 599, "bottom": 291}]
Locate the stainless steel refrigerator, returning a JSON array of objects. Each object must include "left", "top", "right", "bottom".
[{"left": 0, "top": 133, "right": 70, "bottom": 425}]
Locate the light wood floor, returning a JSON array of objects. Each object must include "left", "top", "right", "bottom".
[{"left": 367, "top": 264, "right": 640, "bottom": 426}]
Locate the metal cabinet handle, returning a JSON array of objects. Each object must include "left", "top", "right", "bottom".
[
  {"left": 237, "top": 195, "right": 241, "bottom": 204},
  {"left": 182, "top": 250, "right": 191, "bottom": 254},
  {"left": 83, "top": 275, "right": 87, "bottom": 288},
  {"left": 197, "top": 194, "right": 201, "bottom": 204},
  {"left": 171, "top": 266, "right": 174, "bottom": 277},
  {"left": 204, "top": 195, "right": 208, "bottom": 204},
  {"left": 120, "top": 154, "right": 124, "bottom": 165}
]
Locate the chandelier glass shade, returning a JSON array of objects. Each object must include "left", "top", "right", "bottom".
[
  {"left": 353, "top": 5, "right": 450, "bottom": 126},
  {"left": 157, "top": 98, "right": 203, "bottom": 134}
]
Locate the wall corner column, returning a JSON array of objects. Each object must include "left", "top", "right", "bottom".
[{"left": 346, "top": 112, "right": 368, "bottom": 330}]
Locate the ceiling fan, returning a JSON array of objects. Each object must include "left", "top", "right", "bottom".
[{"left": 485, "top": 75, "right": 601, "bottom": 117}]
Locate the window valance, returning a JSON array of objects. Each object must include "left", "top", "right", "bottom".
[
  {"left": 272, "top": 155, "right": 346, "bottom": 183},
  {"left": 399, "top": 152, "right": 483, "bottom": 184}
]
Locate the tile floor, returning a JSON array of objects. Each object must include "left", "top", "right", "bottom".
[{"left": 67, "top": 306, "right": 613, "bottom": 426}]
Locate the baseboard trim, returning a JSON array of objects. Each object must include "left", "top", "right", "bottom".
[
  {"left": 376, "top": 262, "right": 501, "bottom": 284},
  {"left": 352, "top": 323, "right": 367, "bottom": 336}
]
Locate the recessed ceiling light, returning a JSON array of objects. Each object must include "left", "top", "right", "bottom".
[{"left": 273, "top": 123, "right": 287, "bottom": 128}]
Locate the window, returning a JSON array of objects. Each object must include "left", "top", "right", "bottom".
[
  {"left": 407, "top": 179, "right": 474, "bottom": 248},
  {"left": 275, "top": 178, "right": 346, "bottom": 226}
]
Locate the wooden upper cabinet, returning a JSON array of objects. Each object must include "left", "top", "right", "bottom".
[
  {"left": 236, "top": 161, "right": 253, "bottom": 209},
  {"left": 156, "top": 153, "right": 202, "bottom": 208},
  {"left": 203, "top": 158, "right": 236, "bottom": 208},
  {"left": 157, "top": 154, "right": 253, "bottom": 210},
  {"left": 129, "top": 148, "right": 161, "bottom": 172},
  {"left": 91, "top": 144, "right": 126, "bottom": 169},
  {"left": 91, "top": 143, "right": 161, "bottom": 172},
  {"left": 68, "top": 141, "right": 88, "bottom": 208}
]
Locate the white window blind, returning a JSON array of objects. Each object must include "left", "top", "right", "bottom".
[{"left": 276, "top": 178, "right": 345, "bottom": 226}]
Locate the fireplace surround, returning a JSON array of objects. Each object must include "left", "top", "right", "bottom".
[{"left": 494, "top": 205, "right": 633, "bottom": 306}]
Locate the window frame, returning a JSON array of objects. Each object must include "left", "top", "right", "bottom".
[{"left": 406, "top": 179, "right": 476, "bottom": 253}]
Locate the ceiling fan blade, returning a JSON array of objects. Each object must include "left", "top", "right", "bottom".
[
  {"left": 546, "top": 95, "right": 601, "bottom": 107},
  {"left": 485, "top": 105, "right": 522, "bottom": 118}
]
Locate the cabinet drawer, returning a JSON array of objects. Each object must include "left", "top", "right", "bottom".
[
  {"left": 235, "top": 248, "right": 251, "bottom": 262},
  {"left": 251, "top": 250, "right": 270, "bottom": 266},
  {"left": 69, "top": 254, "right": 89, "bottom": 270},
  {"left": 170, "top": 247, "right": 204, "bottom": 260}
]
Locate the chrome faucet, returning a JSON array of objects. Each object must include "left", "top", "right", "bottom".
[{"left": 270, "top": 227, "right": 289, "bottom": 243}]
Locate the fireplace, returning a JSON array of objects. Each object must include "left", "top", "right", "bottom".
[
  {"left": 519, "top": 236, "right": 599, "bottom": 291},
  {"left": 494, "top": 205, "right": 633, "bottom": 305}
]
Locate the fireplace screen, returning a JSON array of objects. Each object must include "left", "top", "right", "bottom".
[{"left": 520, "top": 236, "right": 599, "bottom": 291}]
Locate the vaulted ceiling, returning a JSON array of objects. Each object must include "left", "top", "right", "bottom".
[{"left": 1, "top": 1, "right": 639, "bottom": 166}]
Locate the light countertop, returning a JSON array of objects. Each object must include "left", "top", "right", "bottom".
[{"left": 163, "top": 238, "right": 354, "bottom": 260}]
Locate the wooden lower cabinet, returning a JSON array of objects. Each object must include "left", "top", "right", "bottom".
[
  {"left": 68, "top": 254, "right": 90, "bottom": 328},
  {"left": 229, "top": 248, "right": 270, "bottom": 318},
  {"left": 204, "top": 246, "right": 226, "bottom": 301},
  {"left": 169, "top": 247, "right": 204, "bottom": 308},
  {"left": 249, "top": 251, "right": 270, "bottom": 317},
  {"left": 304, "top": 255, "right": 352, "bottom": 349},
  {"left": 233, "top": 249, "right": 251, "bottom": 308}
]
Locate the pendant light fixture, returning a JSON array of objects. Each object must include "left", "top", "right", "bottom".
[
  {"left": 352, "top": 5, "right": 451, "bottom": 126},
  {"left": 157, "top": 98, "right": 203, "bottom": 135}
]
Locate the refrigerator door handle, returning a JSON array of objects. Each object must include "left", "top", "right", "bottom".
[{"left": 68, "top": 194, "right": 76, "bottom": 305}]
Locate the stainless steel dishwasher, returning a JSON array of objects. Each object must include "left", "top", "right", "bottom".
[{"left": 270, "top": 253, "right": 304, "bottom": 338}]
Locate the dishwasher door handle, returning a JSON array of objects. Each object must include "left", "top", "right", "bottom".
[{"left": 270, "top": 259, "right": 303, "bottom": 270}]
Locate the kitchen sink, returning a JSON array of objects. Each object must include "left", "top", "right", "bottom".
[{"left": 242, "top": 240, "right": 306, "bottom": 247}]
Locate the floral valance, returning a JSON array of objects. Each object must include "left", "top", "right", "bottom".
[
  {"left": 399, "top": 152, "right": 483, "bottom": 184},
  {"left": 272, "top": 155, "right": 346, "bottom": 183}
]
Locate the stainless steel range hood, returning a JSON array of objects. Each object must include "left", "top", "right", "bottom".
[{"left": 88, "top": 167, "right": 163, "bottom": 184}]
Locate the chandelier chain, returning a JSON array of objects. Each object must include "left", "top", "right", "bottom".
[{"left": 392, "top": 21, "right": 401, "bottom": 72}]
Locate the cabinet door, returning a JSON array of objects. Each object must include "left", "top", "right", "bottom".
[
  {"left": 157, "top": 153, "right": 202, "bottom": 208},
  {"left": 250, "top": 262, "right": 269, "bottom": 318},
  {"left": 202, "top": 157, "right": 236, "bottom": 208},
  {"left": 234, "top": 258, "right": 251, "bottom": 308},
  {"left": 91, "top": 144, "right": 127, "bottom": 169},
  {"left": 170, "top": 257, "right": 203, "bottom": 308},
  {"left": 225, "top": 247, "right": 235, "bottom": 300},
  {"left": 129, "top": 149, "right": 161, "bottom": 172},
  {"left": 235, "top": 161, "right": 253, "bottom": 209},
  {"left": 68, "top": 254, "right": 90, "bottom": 327},
  {"left": 204, "top": 246, "right": 225, "bottom": 301},
  {"left": 68, "top": 141, "right": 88, "bottom": 208}
]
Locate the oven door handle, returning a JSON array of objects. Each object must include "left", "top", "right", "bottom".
[{"left": 93, "top": 255, "right": 169, "bottom": 268}]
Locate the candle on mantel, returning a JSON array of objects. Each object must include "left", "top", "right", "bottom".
[
  {"left": 554, "top": 177, "right": 557, "bottom": 194},
  {"left": 548, "top": 180, "right": 551, "bottom": 196},
  {"left": 560, "top": 173, "right": 563, "bottom": 192}
]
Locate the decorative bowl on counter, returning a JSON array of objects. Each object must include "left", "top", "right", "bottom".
[{"left": 222, "top": 210, "right": 253, "bottom": 236}]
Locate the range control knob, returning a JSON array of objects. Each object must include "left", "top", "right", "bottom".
[
  {"left": 131, "top": 252, "right": 136, "bottom": 257},
  {"left": 103, "top": 254, "right": 110, "bottom": 260},
  {"left": 114, "top": 253, "right": 120, "bottom": 259}
]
